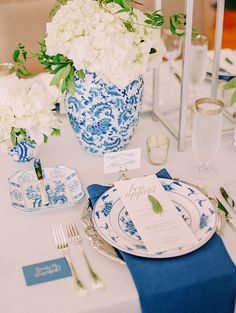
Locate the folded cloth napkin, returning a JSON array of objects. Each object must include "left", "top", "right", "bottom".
[{"left": 87, "top": 169, "right": 236, "bottom": 313}]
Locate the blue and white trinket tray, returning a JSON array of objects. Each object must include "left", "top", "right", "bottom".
[{"left": 9, "top": 166, "right": 85, "bottom": 212}]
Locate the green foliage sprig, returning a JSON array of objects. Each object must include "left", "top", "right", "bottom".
[
  {"left": 12, "top": 43, "right": 33, "bottom": 77},
  {"left": 10, "top": 127, "right": 61, "bottom": 147},
  {"left": 12, "top": 0, "right": 199, "bottom": 96},
  {"left": 50, "top": 0, "right": 69, "bottom": 19},
  {"left": 223, "top": 77, "right": 236, "bottom": 106}
]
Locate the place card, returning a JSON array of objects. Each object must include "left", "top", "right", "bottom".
[
  {"left": 103, "top": 148, "right": 141, "bottom": 174},
  {"left": 22, "top": 257, "right": 71, "bottom": 286},
  {"left": 115, "top": 175, "right": 197, "bottom": 254}
]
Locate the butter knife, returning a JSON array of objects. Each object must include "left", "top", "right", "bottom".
[
  {"left": 217, "top": 198, "right": 236, "bottom": 232},
  {"left": 220, "top": 187, "right": 236, "bottom": 213},
  {"left": 34, "top": 158, "right": 49, "bottom": 206}
]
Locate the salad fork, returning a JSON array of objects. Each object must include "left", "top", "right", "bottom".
[
  {"left": 52, "top": 224, "right": 88, "bottom": 296},
  {"left": 65, "top": 221, "right": 104, "bottom": 291}
]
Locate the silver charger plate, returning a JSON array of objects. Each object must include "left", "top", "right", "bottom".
[{"left": 92, "top": 178, "right": 217, "bottom": 258}]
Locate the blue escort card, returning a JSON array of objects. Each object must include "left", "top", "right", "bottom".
[{"left": 22, "top": 257, "right": 71, "bottom": 286}]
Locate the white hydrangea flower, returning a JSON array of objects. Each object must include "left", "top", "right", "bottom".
[
  {"left": 45, "top": 0, "right": 165, "bottom": 88},
  {"left": 0, "top": 77, "right": 59, "bottom": 153}
]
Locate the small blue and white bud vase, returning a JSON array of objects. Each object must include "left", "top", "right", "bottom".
[
  {"left": 8, "top": 141, "right": 39, "bottom": 163},
  {"left": 65, "top": 71, "right": 144, "bottom": 155}
]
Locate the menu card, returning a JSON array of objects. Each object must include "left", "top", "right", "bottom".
[{"left": 115, "top": 175, "right": 197, "bottom": 254}]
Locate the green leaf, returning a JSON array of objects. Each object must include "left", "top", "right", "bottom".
[
  {"left": 50, "top": 63, "right": 71, "bottom": 87},
  {"left": 23, "top": 51, "right": 27, "bottom": 61},
  {"left": 10, "top": 131, "right": 17, "bottom": 146},
  {"left": 77, "top": 69, "right": 85, "bottom": 80},
  {"left": 16, "top": 68, "right": 33, "bottom": 76},
  {"left": 61, "top": 79, "right": 67, "bottom": 94},
  {"left": 51, "top": 64, "right": 68, "bottom": 74},
  {"left": 51, "top": 128, "right": 61, "bottom": 136},
  {"left": 230, "top": 89, "right": 236, "bottom": 106},
  {"left": 67, "top": 67, "right": 75, "bottom": 95},
  {"left": 223, "top": 77, "right": 236, "bottom": 90},
  {"left": 43, "top": 135, "right": 49, "bottom": 143},
  {"left": 115, "top": 8, "right": 129, "bottom": 14},
  {"left": 144, "top": 13, "right": 154, "bottom": 19},
  {"left": 13, "top": 49, "right": 20, "bottom": 62},
  {"left": 144, "top": 20, "right": 153, "bottom": 25},
  {"left": 225, "top": 57, "right": 233, "bottom": 65},
  {"left": 123, "top": 20, "right": 135, "bottom": 32},
  {"left": 169, "top": 15, "right": 185, "bottom": 36},
  {"left": 148, "top": 194, "right": 163, "bottom": 214}
]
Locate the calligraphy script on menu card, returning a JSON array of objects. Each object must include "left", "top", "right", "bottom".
[{"left": 115, "top": 175, "right": 197, "bottom": 254}]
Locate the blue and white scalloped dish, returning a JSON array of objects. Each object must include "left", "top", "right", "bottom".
[
  {"left": 93, "top": 178, "right": 217, "bottom": 258},
  {"left": 9, "top": 166, "right": 84, "bottom": 212}
]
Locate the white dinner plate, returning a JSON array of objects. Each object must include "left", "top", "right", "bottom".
[{"left": 92, "top": 178, "right": 217, "bottom": 258}]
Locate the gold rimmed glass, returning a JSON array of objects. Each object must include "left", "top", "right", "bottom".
[{"left": 190, "top": 97, "right": 224, "bottom": 180}]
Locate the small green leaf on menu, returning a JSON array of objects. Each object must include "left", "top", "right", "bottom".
[{"left": 148, "top": 194, "right": 163, "bottom": 214}]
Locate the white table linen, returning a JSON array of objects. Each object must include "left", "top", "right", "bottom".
[{"left": 0, "top": 65, "right": 236, "bottom": 313}]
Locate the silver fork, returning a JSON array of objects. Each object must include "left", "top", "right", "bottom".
[
  {"left": 52, "top": 224, "right": 88, "bottom": 296},
  {"left": 65, "top": 221, "right": 104, "bottom": 291}
]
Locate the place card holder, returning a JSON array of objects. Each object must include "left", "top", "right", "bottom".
[{"left": 118, "top": 167, "right": 129, "bottom": 181}]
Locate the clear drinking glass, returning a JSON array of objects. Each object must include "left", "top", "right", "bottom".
[
  {"left": 189, "top": 35, "right": 208, "bottom": 102},
  {"left": 162, "top": 29, "right": 182, "bottom": 69},
  {"left": 190, "top": 98, "right": 224, "bottom": 179}
]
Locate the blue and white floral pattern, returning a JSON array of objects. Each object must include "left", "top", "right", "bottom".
[
  {"left": 64, "top": 72, "right": 144, "bottom": 155},
  {"left": 93, "top": 178, "right": 217, "bottom": 258},
  {"left": 8, "top": 166, "right": 84, "bottom": 212},
  {"left": 119, "top": 209, "right": 141, "bottom": 241},
  {"left": 8, "top": 141, "right": 38, "bottom": 162}
]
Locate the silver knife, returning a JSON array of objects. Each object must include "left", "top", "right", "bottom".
[
  {"left": 217, "top": 197, "right": 236, "bottom": 232},
  {"left": 220, "top": 187, "right": 236, "bottom": 213},
  {"left": 34, "top": 158, "right": 49, "bottom": 206}
]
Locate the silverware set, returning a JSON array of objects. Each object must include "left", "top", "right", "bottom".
[
  {"left": 52, "top": 221, "right": 104, "bottom": 295},
  {"left": 218, "top": 187, "right": 236, "bottom": 232}
]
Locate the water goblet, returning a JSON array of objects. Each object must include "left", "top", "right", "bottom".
[
  {"left": 162, "top": 29, "right": 182, "bottom": 69},
  {"left": 190, "top": 97, "right": 224, "bottom": 180},
  {"left": 189, "top": 35, "right": 208, "bottom": 103}
]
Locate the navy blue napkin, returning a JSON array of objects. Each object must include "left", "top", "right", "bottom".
[{"left": 87, "top": 169, "right": 236, "bottom": 313}]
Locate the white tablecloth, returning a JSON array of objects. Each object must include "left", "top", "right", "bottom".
[
  {"left": 1, "top": 62, "right": 236, "bottom": 313},
  {"left": 0, "top": 111, "right": 236, "bottom": 313}
]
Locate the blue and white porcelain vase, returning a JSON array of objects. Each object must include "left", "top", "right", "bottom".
[
  {"left": 64, "top": 72, "right": 144, "bottom": 155},
  {"left": 8, "top": 140, "right": 38, "bottom": 162}
]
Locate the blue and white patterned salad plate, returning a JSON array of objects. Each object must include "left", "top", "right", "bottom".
[
  {"left": 92, "top": 178, "right": 217, "bottom": 258},
  {"left": 8, "top": 166, "right": 84, "bottom": 212}
]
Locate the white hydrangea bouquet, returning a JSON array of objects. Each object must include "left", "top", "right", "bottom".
[
  {"left": 11, "top": 0, "right": 190, "bottom": 155},
  {"left": 13, "top": 0, "right": 187, "bottom": 94},
  {"left": 0, "top": 76, "right": 60, "bottom": 153}
]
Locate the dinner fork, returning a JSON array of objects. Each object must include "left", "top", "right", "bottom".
[
  {"left": 52, "top": 224, "right": 88, "bottom": 296},
  {"left": 65, "top": 221, "right": 104, "bottom": 291}
]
